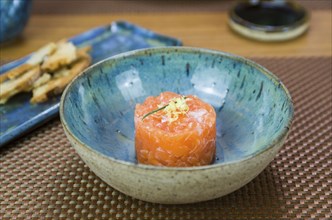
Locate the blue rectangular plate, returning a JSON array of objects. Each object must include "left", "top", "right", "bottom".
[{"left": 0, "top": 21, "right": 182, "bottom": 147}]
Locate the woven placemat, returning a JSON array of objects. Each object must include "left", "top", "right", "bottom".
[{"left": 0, "top": 57, "right": 331, "bottom": 219}]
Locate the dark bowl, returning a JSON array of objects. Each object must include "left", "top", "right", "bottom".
[
  {"left": 0, "top": 0, "right": 33, "bottom": 43},
  {"left": 228, "top": 0, "right": 309, "bottom": 41}
]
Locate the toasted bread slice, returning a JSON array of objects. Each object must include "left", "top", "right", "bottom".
[
  {"left": 32, "top": 73, "right": 52, "bottom": 88},
  {"left": 41, "top": 42, "right": 77, "bottom": 72},
  {"left": 26, "top": 42, "right": 57, "bottom": 66},
  {"left": 0, "top": 64, "right": 32, "bottom": 83},
  {"left": 0, "top": 66, "right": 41, "bottom": 104},
  {"left": 31, "top": 56, "right": 91, "bottom": 104},
  {"left": 0, "top": 41, "right": 92, "bottom": 104},
  {"left": 0, "top": 43, "right": 57, "bottom": 83}
]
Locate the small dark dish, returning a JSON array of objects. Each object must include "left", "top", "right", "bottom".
[{"left": 229, "top": 0, "right": 309, "bottom": 41}]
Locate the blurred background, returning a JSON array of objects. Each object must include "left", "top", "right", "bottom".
[
  {"left": 31, "top": 0, "right": 330, "bottom": 14},
  {"left": 1, "top": 0, "right": 331, "bottom": 62}
]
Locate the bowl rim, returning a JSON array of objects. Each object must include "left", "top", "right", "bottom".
[{"left": 60, "top": 46, "right": 294, "bottom": 171}]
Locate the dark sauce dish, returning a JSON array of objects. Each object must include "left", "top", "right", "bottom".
[{"left": 228, "top": 0, "right": 310, "bottom": 41}]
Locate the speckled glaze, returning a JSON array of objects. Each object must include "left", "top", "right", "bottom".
[
  {"left": 60, "top": 47, "right": 294, "bottom": 204},
  {"left": 0, "top": 0, "right": 32, "bottom": 43}
]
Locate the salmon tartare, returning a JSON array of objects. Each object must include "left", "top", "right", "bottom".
[{"left": 134, "top": 92, "right": 216, "bottom": 167}]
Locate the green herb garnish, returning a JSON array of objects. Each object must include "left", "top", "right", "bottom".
[
  {"left": 142, "top": 96, "right": 188, "bottom": 121},
  {"left": 142, "top": 105, "right": 168, "bottom": 120}
]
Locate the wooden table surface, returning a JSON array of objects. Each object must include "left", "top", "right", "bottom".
[{"left": 0, "top": 2, "right": 331, "bottom": 63}]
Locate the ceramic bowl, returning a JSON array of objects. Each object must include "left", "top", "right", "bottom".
[
  {"left": 60, "top": 47, "right": 294, "bottom": 204},
  {"left": 0, "top": 0, "right": 32, "bottom": 43}
]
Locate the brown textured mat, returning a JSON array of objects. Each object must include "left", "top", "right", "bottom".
[
  {"left": 32, "top": 0, "right": 332, "bottom": 14},
  {"left": 0, "top": 57, "right": 331, "bottom": 219}
]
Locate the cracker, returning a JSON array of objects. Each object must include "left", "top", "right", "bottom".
[
  {"left": 32, "top": 73, "right": 52, "bottom": 88},
  {"left": 0, "top": 43, "right": 57, "bottom": 83},
  {"left": 31, "top": 56, "right": 91, "bottom": 104},
  {"left": 41, "top": 42, "right": 77, "bottom": 72},
  {"left": 0, "top": 66, "right": 41, "bottom": 104},
  {"left": 0, "top": 41, "right": 92, "bottom": 104}
]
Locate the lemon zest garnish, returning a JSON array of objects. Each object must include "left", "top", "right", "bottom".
[
  {"left": 163, "top": 96, "right": 189, "bottom": 123},
  {"left": 142, "top": 96, "right": 189, "bottom": 122}
]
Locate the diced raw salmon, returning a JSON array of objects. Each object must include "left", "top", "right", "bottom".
[{"left": 134, "top": 92, "right": 216, "bottom": 167}]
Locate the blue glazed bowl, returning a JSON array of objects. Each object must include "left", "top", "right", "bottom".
[
  {"left": 0, "top": 0, "right": 32, "bottom": 43},
  {"left": 60, "top": 47, "right": 294, "bottom": 204}
]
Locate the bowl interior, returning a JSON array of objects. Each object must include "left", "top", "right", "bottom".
[{"left": 61, "top": 47, "right": 293, "bottom": 165}]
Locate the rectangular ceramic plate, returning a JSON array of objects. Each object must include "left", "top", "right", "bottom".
[{"left": 0, "top": 21, "right": 182, "bottom": 147}]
